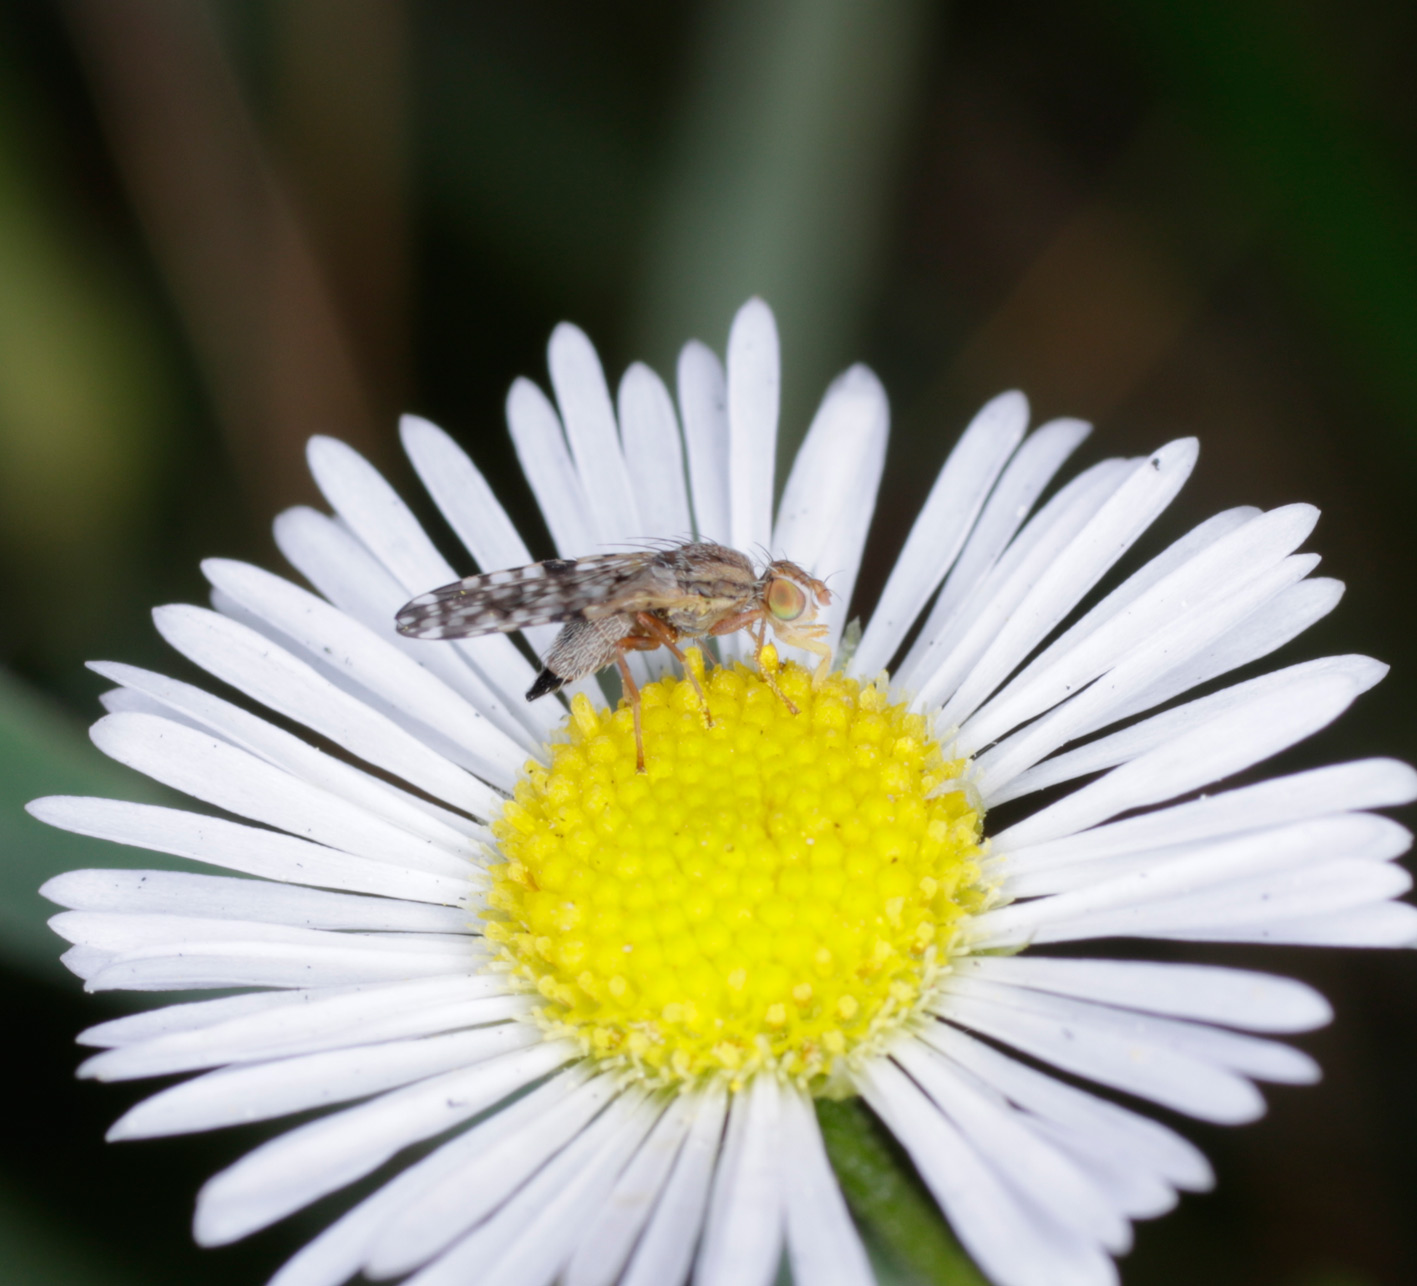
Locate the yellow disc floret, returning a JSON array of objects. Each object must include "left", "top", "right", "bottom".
[{"left": 485, "top": 649, "right": 990, "bottom": 1091}]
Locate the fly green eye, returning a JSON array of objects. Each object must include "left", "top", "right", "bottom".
[{"left": 766, "top": 577, "right": 807, "bottom": 621}]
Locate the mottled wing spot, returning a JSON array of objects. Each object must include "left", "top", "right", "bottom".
[{"left": 395, "top": 551, "right": 662, "bottom": 640}]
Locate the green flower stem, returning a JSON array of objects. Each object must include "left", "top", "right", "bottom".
[{"left": 817, "top": 1096, "right": 988, "bottom": 1286}]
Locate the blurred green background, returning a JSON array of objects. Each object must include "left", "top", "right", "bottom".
[{"left": 1, "top": 1, "right": 1415, "bottom": 1283}]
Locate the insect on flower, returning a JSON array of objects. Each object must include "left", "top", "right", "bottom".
[{"left": 395, "top": 540, "right": 833, "bottom": 770}]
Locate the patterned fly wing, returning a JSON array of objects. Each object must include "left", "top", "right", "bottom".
[
  {"left": 397, "top": 540, "right": 835, "bottom": 767},
  {"left": 394, "top": 551, "right": 663, "bottom": 640}
]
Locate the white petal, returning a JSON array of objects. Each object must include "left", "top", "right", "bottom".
[
  {"left": 677, "top": 340, "right": 730, "bottom": 543},
  {"left": 956, "top": 957, "right": 1331, "bottom": 1032},
  {"left": 85, "top": 931, "right": 484, "bottom": 992},
  {"left": 90, "top": 995, "right": 531, "bottom": 1083},
  {"left": 1072, "top": 575, "right": 1345, "bottom": 741},
  {"left": 267, "top": 1166, "right": 438, "bottom": 1286},
  {"left": 976, "top": 814, "right": 1410, "bottom": 950},
  {"left": 89, "top": 660, "right": 487, "bottom": 847},
  {"left": 59, "top": 945, "right": 112, "bottom": 980},
  {"left": 51, "top": 909, "right": 472, "bottom": 960},
  {"left": 1006, "top": 831, "right": 1409, "bottom": 905},
  {"left": 193, "top": 1039, "right": 574, "bottom": 1245},
  {"left": 931, "top": 989, "right": 1259, "bottom": 1129},
  {"left": 504, "top": 357, "right": 663, "bottom": 676},
  {"left": 100, "top": 684, "right": 190, "bottom": 722},
  {"left": 859, "top": 1058, "right": 1116, "bottom": 1286},
  {"left": 79, "top": 974, "right": 524, "bottom": 1079},
  {"left": 617, "top": 362, "right": 694, "bottom": 683},
  {"left": 306, "top": 436, "right": 549, "bottom": 726},
  {"left": 929, "top": 440, "right": 1198, "bottom": 729},
  {"left": 773, "top": 364, "right": 889, "bottom": 654},
  {"left": 1022, "top": 1115, "right": 1178, "bottom": 1222},
  {"left": 897, "top": 457, "right": 1133, "bottom": 699},
  {"left": 917, "top": 1023, "right": 1212, "bottom": 1191},
  {"left": 999, "top": 759, "right": 1417, "bottom": 876},
  {"left": 86, "top": 714, "right": 475, "bottom": 877},
  {"left": 1170, "top": 901, "right": 1417, "bottom": 947},
  {"left": 851, "top": 390, "right": 1027, "bottom": 678},
  {"left": 400, "top": 415, "right": 534, "bottom": 579},
  {"left": 99, "top": 929, "right": 479, "bottom": 969},
  {"left": 565, "top": 1090, "right": 697, "bottom": 1286},
  {"left": 158, "top": 598, "right": 507, "bottom": 812},
  {"left": 935, "top": 976, "right": 1309, "bottom": 1123},
  {"left": 549, "top": 322, "right": 643, "bottom": 546},
  {"left": 469, "top": 1095, "right": 664, "bottom": 1286},
  {"left": 892, "top": 1039, "right": 1129, "bottom": 1251},
  {"left": 922, "top": 416, "right": 1094, "bottom": 650},
  {"left": 970, "top": 506, "right": 1255, "bottom": 723},
  {"left": 110, "top": 1024, "right": 537, "bottom": 1139},
  {"left": 969, "top": 551, "right": 1319, "bottom": 793},
  {"left": 1039, "top": 856, "right": 1412, "bottom": 943},
  {"left": 954, "top": 975, "right": 1320, "bottom": 1084},
  {"left": 41, "top": 867, "right": 467, "bottom": 933},
  {"left": 305, "top": 435, "right": 455, "bottom": 598},
  {"left": 304, "top": 435, "right": 553, "bottom": 724},
  {"left": 366, "top": 1072, "right": 624, "bottom": 1276},
  {"left": 30, "top": 797, "right": 469, "bottom": 903},
  {"left": 778, "top": 1088, "right": 878, "bottom": 1286},
  {"left": 695, "top": 1074, "right": 784, "bottom": 1286},
  {"left": 78, "top": 989, "right": 303, "bottom": 1049},
  {"left": 992, "top": 654, "right": 1384, "bottom": 807},
  {"left": 394, "top": 419, "right": 584, "bottom": 693},
  {"left": 265, "top": 1067, "right": 590, "bottom": 1286},
  {"left": 218, "top": 578, "right": 528, "bottom": 775},
  {"left": 506, "top": 376, "right": 596, "bottom": 555},
  {"left": 726, "top": 298, "right": 779, "bottom": 567},
  {"left": 199, "top": 563, "right": 524, "bottom": 789},
  {"left": 622, "top": 1085, "right": 727, "bottom": 1286},
  {"left": 272, "top": 504, "right": 554, "bottom": 746},
  {"left": 962, "top": 504, "right": 1317, "bottom": 755},
  {"left": 618, "top": 363, "right": 692, "bottom": 540},
  {"left": 989, "top": 666, "right": 1374, "bottom": 849},
  {"left": 400, "top": 1090, "right": 657, "bottom": 1286}
]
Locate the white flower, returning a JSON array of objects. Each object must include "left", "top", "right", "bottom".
[{"left": 33, "top": 297, "right": 1416, "bottom": 1286}]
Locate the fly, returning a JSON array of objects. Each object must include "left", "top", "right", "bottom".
[{"left": 395, "top": 541, "right": 833, "bottom": 771}]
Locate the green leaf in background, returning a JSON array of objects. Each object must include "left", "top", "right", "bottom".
[
  {"left": 1288, "top": 1271, "right": 1380, "bottom": 1286},
  {"left": 1101, "top": 0, "right": 1417, "bottom": 453},
  {"left": 633, "top": 0, "right": 937, "bottom": 460},
  {"left": 0, "top": 666, "right": 169, "bottom": 981},
  {"left": 818, "top": 1097, "right": 988, "bottom": 1286},
  {"left": 0, "top": 1172, "right": 147, "bottom": 1286},
  {"left": 0, "top": 46, "right": 177, "bottom": 680}
]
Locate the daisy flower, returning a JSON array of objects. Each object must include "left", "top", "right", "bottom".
[{"left": 33, "top": 298, "right": 1417, "bottom": 1286}]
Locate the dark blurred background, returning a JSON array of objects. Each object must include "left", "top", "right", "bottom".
[{"left": 0, "top": 1, "right": 1414, "bottom": 1283}]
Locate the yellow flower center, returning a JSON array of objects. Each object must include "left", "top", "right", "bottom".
[{"left": 485, "top": 650, "right": 990, "bottom": 1091}]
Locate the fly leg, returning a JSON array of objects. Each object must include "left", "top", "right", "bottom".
[
  {"left": 612, "top": 640, "right": 648, "bottom": 773},
  {"left": 614, "top": 616, "right": 704, "bottom": 771},
  {"left": 784, "top": 622, "right": 832, "bottom": 688},
  {"left": 707, "top": 608, "right": 800, "bottom": 713},
  {"left": 753, "top": 618, "right": 802, "bottom": 715},
  {"left": 630, "top": 612, "right": 713, "bottom": 727}
]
